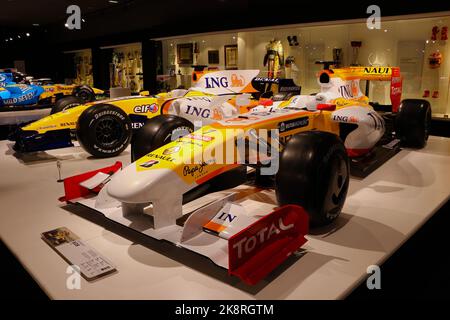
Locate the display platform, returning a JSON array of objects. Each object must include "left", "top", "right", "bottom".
[
  {"left": 0, "top": 137, "right": 449, "bottom": 299},
  {"left": 0, "top": 108, "right": 51, "bottom": 126}
]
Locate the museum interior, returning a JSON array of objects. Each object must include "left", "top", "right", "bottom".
[{"left": 0, "top": 0, "right": 449, "bottom": 302}]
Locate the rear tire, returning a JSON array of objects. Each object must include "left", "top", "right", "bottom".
[
  {"left": 131, "top": 115, "right": 194, "bottom": 162},
  {"left": 76, "top": 104, "right": 132, "bottom": 158},
  {"left": 50, "top": 96, "right": 84, "bottom": 114},
  {"left": 275, "top": 131, "right": 349, "bottom": 227},
  {"left": 396, "top": 99, "right": 431, "bottom": 148},
  {"left": 73, "top": 85, "right": 96, "bottom": 102}
]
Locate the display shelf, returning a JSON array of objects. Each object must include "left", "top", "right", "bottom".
[{"left": 0, "top": 137, "right": 449, "bottom": 299}]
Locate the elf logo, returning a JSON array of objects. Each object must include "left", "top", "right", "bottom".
[
  {"left": 232, "top": 218, "right": 294, "bottom": 259},
  {"left": 364, "top": 67, "right": 390, "bottom": 74},
  {"left": 185, "top": 105, "right": 211, "bottom": 118},
  {"left": 133, "top": 104, "right": 158, "bottom": 113}
]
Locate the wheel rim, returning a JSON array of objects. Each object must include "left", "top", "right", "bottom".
[
  {"left": 78, "top": 90, "right": 90, "bottom": 102},
  {"left": 94, "top": 116, "right": 125, "bottom": 148},
  {"left": 323, "top": 154, "right": 348, "bottom": 221}
]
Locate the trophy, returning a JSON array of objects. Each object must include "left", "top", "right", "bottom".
[{"left": 350, "top": 41, "right": 362, "bottom": 66}]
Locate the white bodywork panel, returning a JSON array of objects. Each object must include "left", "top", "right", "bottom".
[
  {"left": 76, "top": 186, "right": 277, "bottom": 269},
  {"left": 331, "top": 106, "right": 385, "bottom": 150}
]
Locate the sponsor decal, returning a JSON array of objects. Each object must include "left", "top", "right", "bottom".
[
  {"left": 183, "top": 162, "right": 208, "bottom": 177},
  {"left": 139, "top": 160, "right": 159, "bottom": 168},
  {"left": 231, "top": 217, "right": 294, "bottom": 259},
  {"left": 231, "top": 74, "right": 244, "bottom": 87},
  {"left": 146, "top": 153, "right": 175, "bottom": 162},
  {"left": 338, "top": 84, "right": 355, "bottom": 99},
  {"left": 186, "top": 134, "right": 214, "bottom": 142},
  {"left": 205, "top": 76, "right": 229, "bottom": 89},
  {"left": 250, "top": 111, "right": 271, "bottom": 117},
  {"left": 332, "top": 115, "right": 358, "bottom": 123},
  {"left": 278, "top": 117, "right": 309, "bottom": 133},
  {"left": 204, "top": 74, "right": 244, "bottom": 89},
  {"left": 131, "top": 122, "right": 145, "bottom": 129},
  {"left": 133, "top": 104, "right": 158, "bottom": 113},
  {"left": 3, "top": 92, "right": 35, "bottom": 104},
  {"left": 163, "top": 146, "right": 181, "bottom": 155},
  {"left": 364, "top": 67, "right": 390, "bottom": 75},
  {"left": 60, "top": 122, "right": 77, "bottom": 127},
  {"left": 38, "top": 125, "right": 57, "bottom": 130},
  {"left": 185, "top": 105, "right": 210, "bottom": 118}
]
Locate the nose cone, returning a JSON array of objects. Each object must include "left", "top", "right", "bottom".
[{"left": 107, "top": 163, "right": 190, "bottom": 204}]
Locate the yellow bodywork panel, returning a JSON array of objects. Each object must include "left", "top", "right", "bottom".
[
  {"left": 134, "top": 108, "right": 340, "bottom": 184},
  {"left": 22, "top": 96, "right": 161, "bottom": 134}
]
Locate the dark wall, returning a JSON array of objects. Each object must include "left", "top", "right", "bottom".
[{"left": 1, "top": 0, "right": 449, "bottom": 91}]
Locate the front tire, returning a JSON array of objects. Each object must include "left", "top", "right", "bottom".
[
  {"left": 396, "top": 99, "right": 431, "bottom": 148},
  {"left": 131, "top": 115, "right": 194, "bottom": 162},
  {"left": 275, "top": 131, "right": 349, "bottom": 227},
  {"left": 76, "top": 104, "right": 132, "bottom": 158}
]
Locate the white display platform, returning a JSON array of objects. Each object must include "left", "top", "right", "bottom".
[
  {"left": 0, "top": 108, "right": 51, "bottom": 125},
  {"left": 0, "top": 137, "right": 449, "bottom": 299}
]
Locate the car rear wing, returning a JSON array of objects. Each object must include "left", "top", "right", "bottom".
[
  {"left": 192, "top": 69, "right": 260, "bottom": 95},
  {"left": 322, "top": 66, "right": 403, "bottom": 112}
]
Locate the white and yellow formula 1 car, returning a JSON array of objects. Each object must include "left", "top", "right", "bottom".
[{"left": 58, "top": 64, "right": 430, "bottom": 285}]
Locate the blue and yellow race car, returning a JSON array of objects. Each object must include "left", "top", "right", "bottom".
[{"left": 0, "top": 71, "right": 103, "bottom": 110}]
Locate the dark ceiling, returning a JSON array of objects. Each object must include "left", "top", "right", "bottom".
[
  {"left": 1, "top": 0, "right": 449, "bottom": 47},
  {"left": 0, "top": 0, "right": 135, "bottom": 28}
]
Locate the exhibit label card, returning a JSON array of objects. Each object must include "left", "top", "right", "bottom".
[{"left": 41, "top": 227, "right": 117, "bottom": 281}]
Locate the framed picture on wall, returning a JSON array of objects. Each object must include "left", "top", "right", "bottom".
[
  {"left": 224, "top": 45, "right": 238, "bottom": 70},
  {"left": 208, "top": 50, "right": 219, "bottom": 64},
  {"left": 177, "top": 43, "right": 193, "bottom": 65}
]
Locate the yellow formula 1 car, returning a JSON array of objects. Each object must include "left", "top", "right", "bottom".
[
  {"left": 11, "top": 70, "right": 300, "bottom": 157},
  {"left": 61, "top": 64, "right": 431, "bottom": 285}
]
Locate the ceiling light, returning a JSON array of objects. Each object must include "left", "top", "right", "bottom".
[
  {"left": 109, "top": 0, "right": 119, "bottom": 3},
  {"left": 17, "top": 35, "right": 21, "bottom": 39},
  {"left": 26, "top": 33, "right": 30, "bottom": 37},
  {"left": 32, "top": 23, "right": 39, "bottom": 26},
  {"left": 82, "top": 18, "right": 86, "bottom": 22},
  {"left": 65, "top": 23, "right": 69, "bottom": 27},
  {"left": 9, "top": 37, "right": 13, "bottom": 41}
]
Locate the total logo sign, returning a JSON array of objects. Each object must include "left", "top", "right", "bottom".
[{"left": 133, "top": 104, "right": 158, "bottom": 114}]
